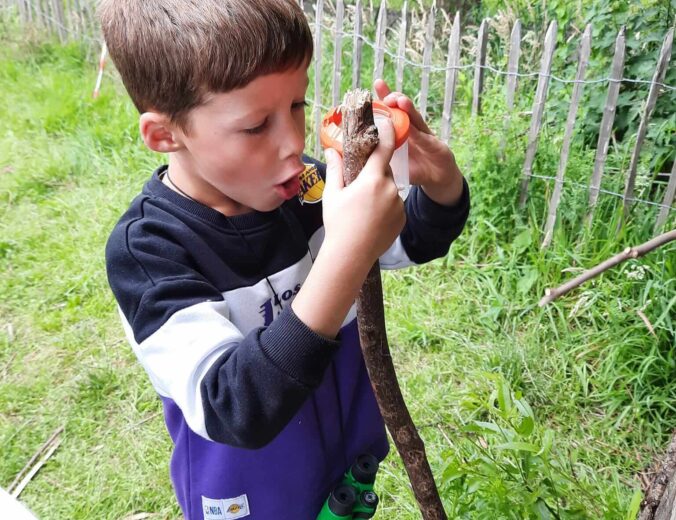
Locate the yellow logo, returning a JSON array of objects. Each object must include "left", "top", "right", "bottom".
[
  {"left": 298, "top": 163, "right": 324, "bottom": 205},
  {"left": 227, "top": 503, "right": 242, "bottom": 513}
]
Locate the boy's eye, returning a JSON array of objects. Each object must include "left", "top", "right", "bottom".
[
  {"left": 244, "top": 119, "right": 268, "bottom": 135},
  {"left": 293, "top": 100, "right": 309, "bottom": 110}
]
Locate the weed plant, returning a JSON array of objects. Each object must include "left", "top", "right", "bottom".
[{"left": 1, "top": 10, "right": 674, "bottom": 520}]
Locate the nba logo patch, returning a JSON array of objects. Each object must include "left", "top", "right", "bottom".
[{"left": 298, "top": 163, "right": 324, "bottom": 205}]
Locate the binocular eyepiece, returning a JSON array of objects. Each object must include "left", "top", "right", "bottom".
[{"left": 317, "top": 454, "right": 380, "bottom": 520}]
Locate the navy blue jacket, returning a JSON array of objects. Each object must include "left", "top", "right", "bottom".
[{"left": 105, "top": 157, "right": 469, "bottom": 519}]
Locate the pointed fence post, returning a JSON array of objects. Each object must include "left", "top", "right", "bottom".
[
  {"left": 586, "top": 27, "right": 626, "bottom": 225},
  {"left": 655, "top": 160, "right": 676, "bottom": 233},
  {"left": 621, "top": 27, "right": 674, "bottom": 223},
  {"left": 51, "top": 0, "right": 67, "bottom": 42},
  {"left": 332, "top": 0, "right": 345, "bottom": 107},
  {"left": 419, "top": 3, "right": 436, "bottom": 119},
  {"left": 395, "top": 0, "right": 408, "bottom": 92},
  {"left": 313, "top": 0, "right": 324, "bottom": 156},
  {"left": 518, "top": 20, "right": 557, "bottom": 208},
  {"left": 471, "top": 19, "right": 489, "bottom": 116},
  {"left": 352, "top": 0, "right": 363, "bottom": 89},
  {"left": 542, "top": 25, "right": 592, "bottom": 248},
  {"left": 440, "top": 11, "right": 460, "bottom": 143},
  {"left": 499, "top": 19, "right": 521, "bottom": 157},
  {"left": 373, "top": 0, "right": 387, "bottom": 85}
]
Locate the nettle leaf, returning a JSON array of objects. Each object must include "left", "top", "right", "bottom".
[
  {"left": 442, "top": 462, "right": 465, "bottom": 485},
  {"left": 464, "top": 420, "right": 503, "bottom": 435},
  {"left": 518, "top": 267, "right": 539, "bottom": 295},
  {"left": 512, "top": 228, "right": 532, "bottom": 253},
  {"left": 533, "top": 499, "right": 554, "bottom": 520},
  {"left": 494, "top": 441, "right": 540, "bottom": 452},
  {"left": 516, "top": 415, "right": 535, "bottom": 436}
]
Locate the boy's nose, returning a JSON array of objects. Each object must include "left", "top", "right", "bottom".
[{"left": 279, "top": 118, "right": 305, "bottom": 160}]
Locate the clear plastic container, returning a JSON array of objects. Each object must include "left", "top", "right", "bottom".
[{"left": 321, "top": 101, "right": 411, "bottom": 199}]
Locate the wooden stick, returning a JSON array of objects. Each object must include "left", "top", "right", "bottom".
[
  {"left": 639, "top": 430, "right": 676, "bottom": 520},
  {"left": 8, "top": 425, "right": 64, "bottom": 498},
  {"left": 621, "top": 28, "right": 674, "bottom": 224},
  {"left": 539, "top": 229, "right": 675, "bottom": 306},
  {"left": 331, "top": 0, "right": 344, "bottom": 107},
  {"left": 440, "top": 11, "right": 460, "bottom": 143},
  {"left": 351, "top": 0, "right": 363, "bottom": 89},
  {"left": 395, "top": 0, "right": 408, "bottom": 92},
  {"left": 341, "top": 89, "right": 447, "bottom": 520},
  {"left": 373, "top": 0, "right": 387, "bottom": 85},
  {"left": 518, "top": 20, "right": 557, "bottom": 208},
  {"left": 655, "top": 159, "right": 676, "bottom": 233},
  {"left": 586, "top": 27, "right": 626, "bottom": 225},
  {"left": 419, "top": 3, "right": 436, "bottom": 119},
  {"left": 312, "top": 0, "right": 324, "bottom": 156},
  {"left": 541, "top": 24, "right": 591, "bottom": 249},
  {"left": 471, "top": 19, "right": 488, "bottom": 117}
]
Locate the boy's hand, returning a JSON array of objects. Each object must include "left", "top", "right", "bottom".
[
  {"left": 291, "top": 119, "right": 405, "bottom": 339},
  {"left": 374, "top": 79, "right": 464, "bottom": 207},
  {"left": 321, "top": 117, "right": 406, "bottom": 268}
]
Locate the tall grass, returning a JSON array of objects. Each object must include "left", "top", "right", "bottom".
[{"left": 1, "top": 15, "right": 674, "bottom": 520}]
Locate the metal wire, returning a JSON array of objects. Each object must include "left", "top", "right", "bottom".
[
  {"left": 528, "top": 173, "right": 674, "bottom": 211},
  {"left": 320, "top": 23, "right": 676, "bottom": 92}
]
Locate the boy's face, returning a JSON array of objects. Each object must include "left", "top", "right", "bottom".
[{"left": 169, "top": 65, "right": 309, "bottom": 216}]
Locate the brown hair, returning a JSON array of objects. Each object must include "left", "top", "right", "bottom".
[{"left": 98, "top": 0, "right": 313, "bottom": 130}]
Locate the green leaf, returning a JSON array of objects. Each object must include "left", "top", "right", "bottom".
[
  {"left": 512, "top": 228, "right": 532, "bottom": 253},
  {"left": 516, "top": 415, "right": 535, "bottom": 436},
  {"left": 465, "top": 420, "right": 503, "bottom": 434},
  {"left": 538, "top": 429, "right": 555, "bottom": 457},
  {"left": 518, "top": 267, "right": 539, "bottom": 295},
  {"left": 533, "top": 499, "right": 553, "bottom": 519},
  {"left": 495, "top": 441, "right": 540, "bottom": 452},
  {"left": 625, "top": 488, "right": 643, "bottom": 520},
  {"left": 497, "top": 377, "right": 513, "bottom": 415}
]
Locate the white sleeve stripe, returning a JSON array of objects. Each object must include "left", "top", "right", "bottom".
[
  {"left": 379, "top": 236, "right": 416, "bottom": 269},
  {"left": 118, "top": 301, "right": 244, "bottom": 440}
]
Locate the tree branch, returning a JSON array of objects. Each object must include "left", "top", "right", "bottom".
[
  {"left": 539, "top": 229, "right": 675, "bottom": 307},
  {"left": 341, "top": 89, "right": 447, "bottom": 520}
]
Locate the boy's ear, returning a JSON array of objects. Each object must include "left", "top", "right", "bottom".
[{"left": 139, "top": 112, "right": 185, "bottom": 153}]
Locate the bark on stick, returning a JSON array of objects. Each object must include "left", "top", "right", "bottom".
[{"left": 340, "top": 89, "right": 448, "bottom": 520}]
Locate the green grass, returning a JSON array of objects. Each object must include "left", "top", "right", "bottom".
[{"left": 1, "top": 21, "right": 674, "bottom": 520}]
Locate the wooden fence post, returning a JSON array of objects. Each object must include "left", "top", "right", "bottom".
[
  {"left": 542, "top": 24, "right": 592, "bottom": 248},
  {"left": 373, "top": 0, "right": 387, "bottom": 85},
  {"left": 440, "top": 11, "right": 460, "bottom": 143},
  {"left": 352, "top": 0, "right": 363, "bottom": 89},
  {"left": 586, "top": 27, "right": 626, "bottom": 225},
  {"left": 621, "top": 27, "right": 674, "bottom": 223},
  {"left": 51, "top": 0, "right": 67, "bottom": 42},
  {"left": 655, "top": 160, "right": 676, "bottom": 233},
  {"left": 313, "top": 0, "right": 324, "bottom": 156},
  {"left": 472, "top": 18, "right": 488, "bottom": 116},
  {"left": 518, "top": 20, "right": 557, "bottom": 208},
  {"left": 332, "top": 0, "right": 345, "bottom": 107},
  {"left": 395, "top": 1, "right": 408, "bottom": 92},
  {"left": 419, "top": 3, "right": 436, "bottom": 119},
  {"left": 499, "top": 19, "right": 521, "bottom": 157}
]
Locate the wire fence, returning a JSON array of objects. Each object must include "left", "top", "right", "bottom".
[{"left": 2, "top": 0, "right": 674, "bottom": 245}]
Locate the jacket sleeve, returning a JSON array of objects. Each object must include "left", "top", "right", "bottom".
[
  {"left": 380, "top": 177, "right": 470, "bottom": 268},
  {"left": 106, "top": 214, "right": 339, "bottom": 449}
]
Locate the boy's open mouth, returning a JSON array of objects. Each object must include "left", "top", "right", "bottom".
[{"left": 274, "top": 175, "right": 301, "bottom": 200}]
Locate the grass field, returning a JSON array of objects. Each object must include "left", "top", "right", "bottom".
[{"left": 1, "top": 25, "right": 674, "bottom": 520}]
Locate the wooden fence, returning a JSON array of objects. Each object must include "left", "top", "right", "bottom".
[{"left": 2, "top": 0, "right": 675, "bottom": 246}]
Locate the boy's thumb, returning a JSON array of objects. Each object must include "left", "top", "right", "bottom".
[{"left": 324, "top": 148, "right": 344, "bottom": 192}]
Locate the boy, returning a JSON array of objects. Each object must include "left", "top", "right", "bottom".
[{"left": 100, "top": 0, "right": 469, "bottom": 518}]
